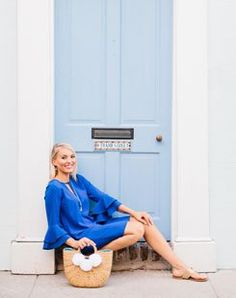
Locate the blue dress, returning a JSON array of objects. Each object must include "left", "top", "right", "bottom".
[{"left": 43, "top": 174, "right": 130, "bottom": 250}]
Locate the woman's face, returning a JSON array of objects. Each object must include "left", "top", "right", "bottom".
[{"left": 53, "top": 147, "right": 77, "bottom": 176}]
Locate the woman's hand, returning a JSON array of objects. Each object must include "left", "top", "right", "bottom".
[
  {"left": 118, "top": 204, "right": 154, "bottom": 226},
  {"left": 132, "top": 211, "right": 153, "bottom": 226},
  {"left": 71, "top": 237, "right": 96, "bottom": 250}
]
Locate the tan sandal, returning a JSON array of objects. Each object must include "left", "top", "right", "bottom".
[{"left": 172, "top": 268, "right": 208, "bottom": 282}]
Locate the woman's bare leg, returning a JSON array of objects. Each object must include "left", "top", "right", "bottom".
[
  {"left": 102, "top": 217, "right": 206, "bottom": 280},
  {"left": 101, "top": 220, "right": 144, "bottom": 251},
  {"left": 132, "top": 218, "right": 208, "bottom": 280},
  {"left": 102, "top": 218, "right": 183, "bottom": 268},
  {"left": 141, "top": 220, "right": 186, "bottom": 269}
]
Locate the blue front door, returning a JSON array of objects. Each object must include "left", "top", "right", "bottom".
[{"left": 55, "top": 0, "right": 172, "bottom": 239}]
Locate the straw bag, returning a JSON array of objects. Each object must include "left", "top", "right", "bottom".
[{"left": 63, "top": 245, "right": 113, "bottom": 288}]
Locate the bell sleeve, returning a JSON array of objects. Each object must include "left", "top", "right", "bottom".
[
  {"left": 77, "top": 174, "right": 122, "bottom": 223},
  {"left": 43, "top": 184, "right": 70, "bottom": 250}
]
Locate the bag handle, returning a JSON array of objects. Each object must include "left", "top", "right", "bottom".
[{"left": 76, "top": 243, "right": 97, "bottom": 255}]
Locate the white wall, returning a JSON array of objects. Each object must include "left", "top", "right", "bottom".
[
  {"left": 0, "top": 0, "right": 17, "bottom": 269},
  {"left": 209, "top": 0, "right": 236, "bottom": 268}
]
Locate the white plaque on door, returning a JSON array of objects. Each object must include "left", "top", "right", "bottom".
[{"left": 94, "top": 140, "right": 131, "bottom": 151}]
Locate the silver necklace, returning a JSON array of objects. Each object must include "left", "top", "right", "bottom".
[{"left": 66, "top": 182, "right": 83, "bottom": 211}]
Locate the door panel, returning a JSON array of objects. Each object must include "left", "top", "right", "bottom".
[
  {"left": 55, "top": 0, "right": 172, "bottom": 238},
  {"left": 120, "top": 153, "right": 160, "bottom": 212},
  {"left": 121, "top": 0, "right": 160, "bottom": 123},
  {"left": 70, "top": 0, "right": 106, "bottom": 121}
]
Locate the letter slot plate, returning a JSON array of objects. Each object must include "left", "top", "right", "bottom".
[{"left": 92, "top": 128, "right": 133, "bottom": 151}]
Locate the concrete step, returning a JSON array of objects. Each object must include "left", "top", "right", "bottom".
[{"left": 56, "top": 241, "right": 171, "bottom": 272}]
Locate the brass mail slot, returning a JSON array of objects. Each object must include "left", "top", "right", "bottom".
[{"left": 91, "top": 128, "right": 134, "bottom": 139}]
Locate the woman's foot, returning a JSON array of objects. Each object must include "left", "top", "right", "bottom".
[{"left": 172, "top": 267, "right": 208, "bottom": 282}]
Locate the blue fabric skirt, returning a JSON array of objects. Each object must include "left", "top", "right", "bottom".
[{"left": 78, "top": 215, "right": 130, "bottom": 249}]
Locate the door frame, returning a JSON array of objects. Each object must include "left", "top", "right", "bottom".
[{"left": 12, "top": 0, "right": 216, "bottom": 273}]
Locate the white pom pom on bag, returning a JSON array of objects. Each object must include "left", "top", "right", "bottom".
[
  {"left": 72, "top": 252, "right": 85, "bottom": 266},
  {"left": 89, "top": 253, "right": 102, "bottom": 267},
  {"left": 79, "top": 258, "right": 93, "bottom": 272},
  {"left": 63, "top": 244, "right": 113, "bottom": 288}
]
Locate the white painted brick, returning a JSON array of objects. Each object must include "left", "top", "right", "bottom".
[{"left": 11, "top": 241, "right": 55, "bottom": 274}]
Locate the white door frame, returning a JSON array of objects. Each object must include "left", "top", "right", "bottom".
[{"left": 12, "top": 0, "right": 216, "bottom": 273}]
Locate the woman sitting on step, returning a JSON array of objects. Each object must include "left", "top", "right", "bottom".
[{"left": 43, "top": 143, "right": 208, "bottom": 282}]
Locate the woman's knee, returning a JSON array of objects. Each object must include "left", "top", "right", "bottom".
[
  {"left": 134, "top": 222, "right": 145, "bottom": 239},
  {"left": 125, "top": 221, "right": 145, "bottom": 240}
]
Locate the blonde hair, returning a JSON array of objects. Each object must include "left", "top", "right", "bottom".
[{"left": 50, "top": 143, "right": 77, "bottom": 180}]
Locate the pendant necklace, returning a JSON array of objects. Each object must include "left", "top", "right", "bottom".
[{"left": 66, "top": 182, "right": 83, "bottom": 211}]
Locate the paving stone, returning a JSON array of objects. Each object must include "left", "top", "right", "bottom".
[
  {"left": 30, "top": 270, "right": 216, "bottom": 298},
  {"left": 208, "top": 270, "right": 236, "bottom": 298},
  {"left": 0, "top": 271, "right": 36, "bottom": 298}
]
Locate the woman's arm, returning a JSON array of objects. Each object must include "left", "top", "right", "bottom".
[
  {"left": 43, "top": 184, "right": 71, "bottom": 249},
  {"left": 118, "top": 204, "right": 153, "bottom": 226},
  {"left": 78, "top": 174, "right": 121, "bottom": 206},
  {"left": 78, "top": 175, "right": 121, "bottom": 222},
  {"left": 77, "top": 175, "right": 153, "bottom": 225},
  {"left": 44, "top": 183, "right": 95, "bottom": 249}
]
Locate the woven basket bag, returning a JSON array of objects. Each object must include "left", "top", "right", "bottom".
[{"left": 63, "top": 246, "right": 113, "bottom": 288}]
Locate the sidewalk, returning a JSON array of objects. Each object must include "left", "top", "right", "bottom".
[{"left": 0, "top": 269, "right": 236, "bottom": 298}]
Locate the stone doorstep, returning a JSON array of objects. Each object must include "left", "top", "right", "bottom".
[{"left": 56, "top": 241, "right": 171, "bottom": 272}]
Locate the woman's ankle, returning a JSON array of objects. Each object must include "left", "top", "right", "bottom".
[{"left": 172, "top": 265, "right": 188, "bottom": 272}]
